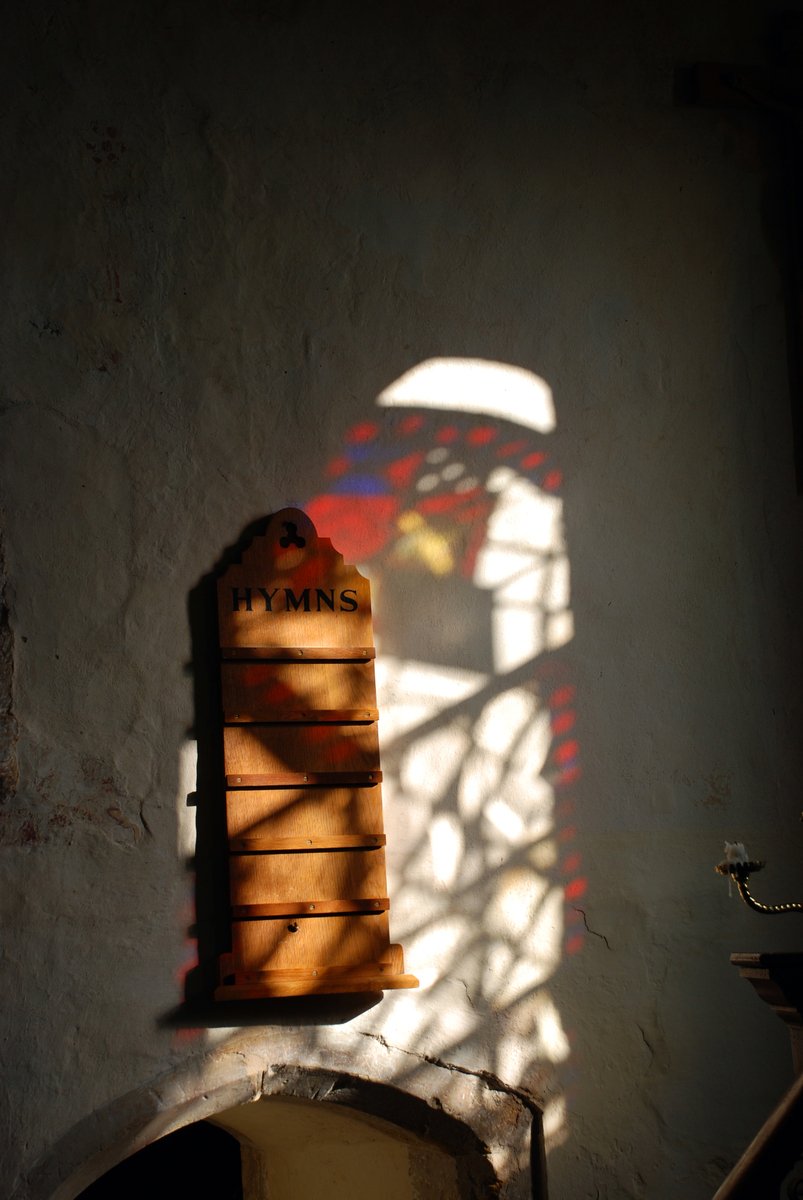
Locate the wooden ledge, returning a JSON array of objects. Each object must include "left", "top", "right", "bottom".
[
  {"left": 731, "top": 952, "right": 803, "bottom": 1028},
  {"left": 232, "top": 897, "right": 390, "bottom": 917},
  {"left": 215, "top": 972, "right": 418, "bottom": 999},
  {"left": 226, "top": 770, "right": 382, "bottom": 787},
  {"left": 215, "top": 945, "right": 419, "bottom": 998},
  {"left": 222, "top": 646, "right": 376, "bottom": 661},
  {"left": 225, "top": 708, "right": 378, "bottom": 723},
  {"left": 731, "top": 951, "right": 803, "bottom": 1074},
  {"left": 229, "top": 833, "right": 386, "bottom": 852}
]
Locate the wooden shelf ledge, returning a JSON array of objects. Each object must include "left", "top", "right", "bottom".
[
  {"left": 225, "top": 708, "right": 378, "bottom": 723},
  {"left": 226, "top": 770, "right": 382, "bottom": 787},
  {"left": 221, "top": 646, "right": 376, "bottom": 661},
  {"left": 215, "top": 972, "right": 418, "bottom": 999},
  {"left": 229, "top": 833, "right": 386, "bottom": 852},
  {"left": 232, "top": 897, "right": 390, "bottom": 917},
  {"left": 216, "top": 954, "right": 417, "bottom": 998}
]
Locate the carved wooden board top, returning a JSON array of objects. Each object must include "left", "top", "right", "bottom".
[{"left": 218, "top": 507, "right": 373, "bottom": 655}]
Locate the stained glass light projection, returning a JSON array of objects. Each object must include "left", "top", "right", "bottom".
[{"left": 303, "top": 359, "right": 583, "bottom": 1153}]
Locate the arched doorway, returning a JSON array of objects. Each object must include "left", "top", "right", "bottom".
[
  {"left": 20, "top": 1044, "right": 538, "bottom": 1200},
  {"left": 71, "top": 1094, "right": 460, "bottom": 1200},
  {"left": 212, "top": 1094, "right": 460, "bottom": 1200},
  {"left": 75, "top": 1121, "right": 242, "bottom": 1200}
]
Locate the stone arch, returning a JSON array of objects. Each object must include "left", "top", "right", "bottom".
[{"left": 13, "top": 1034, "right": 544, "bottom": 1200}]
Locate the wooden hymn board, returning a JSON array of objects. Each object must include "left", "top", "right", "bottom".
[{"left": 214, "top": 508, "right": 417, "bottom": 999}]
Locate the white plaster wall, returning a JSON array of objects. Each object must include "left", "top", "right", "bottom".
[{"left": 2, "top": 2, "right": 803, "bottom": 1198}]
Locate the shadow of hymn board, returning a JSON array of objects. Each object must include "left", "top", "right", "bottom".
[{"left": 214, "top": 508, "right": 417, "bottom": 999}]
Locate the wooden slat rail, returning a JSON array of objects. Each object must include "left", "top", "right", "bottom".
[
  {"left": 222, "top": 646, "right": 376, "bottom": 660},
  {"left": 232, "top": 898, "right": 390, "bottom": 917},
  {"left": 230, "top": 833, "right": 386, "bottom": 852},
  {"left": 243, "top": 963, "right": 400, "bottom": 984},
  {"left": 217, "top": 972, "right": 417, "bottom": 998},
  {"left": 226, "top": 770, "right": 382, "bottom": 787},
  {"left": 712, "top": 1070, "right": 803, "bottom": 1198},
  {"left": 226, "top": 709, "right": 379, "bottom": 723}
]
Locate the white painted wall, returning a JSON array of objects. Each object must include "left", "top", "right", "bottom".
[{"left": 2, "top": 3, "right": 803, "bottom": 1198}]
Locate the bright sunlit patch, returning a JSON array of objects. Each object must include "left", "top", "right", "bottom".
[
  {"left": 301, "top": 358, "right": 578, "bottom": 1172},
  {"left": 494, "top": 1031, "right": 531, "bottom": 1085},
  {"left": 473, "top": 544, "right": 537, "bottom": 591},
  {"left": 375, "top": 657, "right": 486, "bottom": 740},
  {"left": 488, "top": 892, "right": 564, "bottom": 1009},
  {"left": 473, "top": 473, "right": 571, "bottom": 671},
  {"left": 544, "top": 555, "right": 570, "bottom": 612},
  {"left": 175, "top": 739, "right": 198, "bottom": 858},
  {"left": 510, "top": 714, "right": 552, "bottom": 777},
  {"left": 543, "top": 1095, "right": 569, "bottom": 1147},
  {"left": 485, "top": 798, "right": 526, "bottom": 842},
  {"left": 492, "top": 956, "right": 554, "bottom": 1008},
  {"left": 546, "top": 610, "right": 575, "bottom": 649},
  {"left": 492, "top": 600, "right": 543, "bottom": 669},
  {"left": 399, "top": 725, "right": 474, "bottom": 803},
  {"left": 486, "top": 477, "right": 564, "bottom": 553},
  {"left": 529, "top": 840, "right": 558, "bottom": 870},
  {"left": 490, "top": 990, "right": 568, "bottom": 1087},
  {"left": 521, "top": 886, "right": 564, "bottom": 963},
  {"left": 429, "top": 813, "right": 465, "bottom": 889},
  {"left": 458, "top": 747, "right": 505, "bottom": 820},
  {"left": 433, "top": 990, "right": 479, "bottom": 1044},
  {"left": 495, "top": 565, "right": 547, "bottom": 605},
  {"left": 388, "top": 883, "right": 437, "bottom": 934},
  {"left": 473, "top": 688, "right": 537, "bottom": 754},
  {"left": 378, "top": 358, "right": 556, "bottom": 433},
  {"left": 406, "top": 915, "right": 468, "bottom": 979},
  {"left": 486, "top": 868, "right": 551, "bottom": 938}
]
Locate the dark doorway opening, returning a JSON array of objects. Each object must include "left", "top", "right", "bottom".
[{"left": 76, "top": 1120, "right": 242, "bottom": 1200}]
